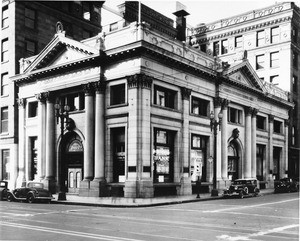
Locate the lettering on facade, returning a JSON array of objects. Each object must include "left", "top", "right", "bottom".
[{"left": 223, "top": 87, "right": 254, "bottom": 101}]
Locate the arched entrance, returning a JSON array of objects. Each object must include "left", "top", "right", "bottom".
[
  {"left": 61, "top": 132, "right": 83, "bottom": 194},
  {"left": 228, "top": 141, "right": 240, "bottom": 181}
]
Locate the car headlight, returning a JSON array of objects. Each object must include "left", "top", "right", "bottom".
[{"left": 235, "top": 186, "right": 238, "bottom": 190}]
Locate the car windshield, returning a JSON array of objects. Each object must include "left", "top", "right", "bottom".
[
  {"left": 28, "top": 182, "right": 44, "bottom": 188},
  {"left": 233, "top": 180, "right": 255, "bottom": 185},
  {"left": 0, "top": 182, "right": 6, "bottom": 187}
]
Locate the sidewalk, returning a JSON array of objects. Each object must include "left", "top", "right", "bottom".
[{"left": 52, "top": 189, "right": 275, "bottom": 207}]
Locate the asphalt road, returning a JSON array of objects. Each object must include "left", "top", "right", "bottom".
[{"left": 0, "top": 192, "right": 299, "bottom": 241}]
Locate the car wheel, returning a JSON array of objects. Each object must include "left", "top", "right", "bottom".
[
  {"left": 239, "top": 191, "right": 244, "bottom": 199},
  {"left": 7, "top": 193, "right": 13, "bottom": 202},
  {"left": 27, "top": 194, "right": 35, "bottom": 203}
]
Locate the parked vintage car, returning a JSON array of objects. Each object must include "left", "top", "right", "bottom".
[
  {"left": 0, "top": 181, "right": 8, "bottom": 201},
  {"left": 6, "top": 181, "right": 54, "bottom": 203},
  {"left": 223, "top": 178, "right": 260, "bottom": 198},
  {"left": 274, "top": 178, "right": 299, "bottom": 193}
]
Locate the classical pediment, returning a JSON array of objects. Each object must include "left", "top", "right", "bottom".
[
  {"left": 223, "top": 60, "right": 266, "bottom": 92},
  {"left": 22, "top": 32, "right": 99, "bottom": 74}
]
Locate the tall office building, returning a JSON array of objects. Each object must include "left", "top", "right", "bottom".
[
  {"left": 190, "top": 2, "right": 300, "bottom": 179},
  {"left": 1, "top": 1, "right": 103, "bottom": 188}
]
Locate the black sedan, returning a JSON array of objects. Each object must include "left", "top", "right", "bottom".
[
  {"left": 6, "top": 181, "right": 54, "bottom": 203},
  {"left": 274, "top": 178, "right": 299, "bottom": 193}
]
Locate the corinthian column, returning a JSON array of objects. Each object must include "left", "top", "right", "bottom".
[
  {"left": 251, "top": 109, "right": 257, "bottom": 179},
  {"left": 214, "top": 97, "right": 222, "bottom": 182},
  {"left": 244, "top": 107, "right": 252, "bottom": 178},
  {"left": 221, "top": 99, "right": 229, "bottom": 180},
  {"left": 17, "top": 98, "right": 26, "bottom": 187},
  {"left": 44, "top": 92, "right": 56, "bottom": 192},
  {"left": 83, "top": 83, "right": 95, "bottom": 182}
]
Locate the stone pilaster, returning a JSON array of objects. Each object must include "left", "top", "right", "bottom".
[
  {"left": 125, "top": 73, "right": 153, "bottom": 198},
  {"left": 268, "top": 115, "right": 274, "bottom": 187},
  {"left": 283, "top": 120, "right": 289, "bottom": 178},
  {"left": 213, "top": 97, "right": 222, "bottom": 185},
  {"left": 16, "top": 98, "right": 26, "bottom": 188},
  {"left": 179, "top": 87, "right": 192, "bottom": 195}
]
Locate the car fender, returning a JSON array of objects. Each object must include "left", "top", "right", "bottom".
[{"left": 6, "top": 190, "right": 26, "bottom": 201}]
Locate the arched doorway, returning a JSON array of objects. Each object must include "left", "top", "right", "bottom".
[
  {"left": 61, "top": 132, "right": 83, "bottom": 194},
  {"left": 228, "top": 141, "right": 239, "bottom": 181}
]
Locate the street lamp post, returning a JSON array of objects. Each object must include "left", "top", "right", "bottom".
[
  {"left": 54, "top": 102, "right": 70, "bottom": 201},
  {"left": 210, "top": 110, "right": 223, "bottom": 197}
]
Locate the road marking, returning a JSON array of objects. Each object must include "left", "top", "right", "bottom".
[
  {"left": 203, "top": 198, "right": 299, "bottom": 213},
  {"left": 217, "top": 224, "right": 299, "bottom": 241},
  {"left": 220, "top": 211, "right": 300, "bottom": 220},
  {"left": 0, "top": 221, "right": 145, "bottom": 241}
]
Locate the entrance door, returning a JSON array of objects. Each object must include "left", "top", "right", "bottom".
[{"left": 68, "top": 168, "right": 82, "bottom": 194}]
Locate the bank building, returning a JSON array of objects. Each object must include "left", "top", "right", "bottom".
[{"left": 10, "top": 2, "right": 293, "bottom": 198}]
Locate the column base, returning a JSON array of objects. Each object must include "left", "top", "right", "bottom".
[
  {"left": 43, "top": 178, "right": 56, "bottom": 194},
  {"left": 89, "top": 179, "right": 109, "bottom": 197},
  {"left": 179, "top": 177, "right": 192, "bottom": 196},
  {"left": 79, "top": 179, "right": 91, "bottom": 197},
  {"left": 124, "top": 180, "right": 154, "bottom": 198}
]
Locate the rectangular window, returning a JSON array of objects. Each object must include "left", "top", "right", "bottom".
[
  {"left": 191, "top": 134, "right": 207, "bottom": 182},
  {"left": 25, "top": 39, "right": 36, "bottom": 56},
  {"left": 273, "top": 120, "right": 282, "bottom": 134},
  {"left": 213, "top": 41, "right": 219, "bottom": 56},
  {"left": 293, "top": 75, "right": 298, "bottom": 93},
  {"left": 154, "top": 86, "right": 176, "bottom": 109},
  {"left": 191, "top": 97, "right": 209, "bottom": 117},
  {"left": 61, "top": 93, "right": 85, "bottom": 111},
  {"left": 257, "top": 115, "right": 266, "bottom": 130},
  {"left": 221, "top": 39, "right": 228, "bottom": 55},
  {"left": 1, "top": 73, "right": 9, "bottom": 96},
  {"left": 270, "top": 52, "right": 279, "bottom": 68},
  {"left": 30, "top": 137, "right": 38, "bottom": 180},
  {"left": 1, "top": 149, "right": 10, "bottom": 180},
  {"left": 112, "top": 127, "right": 125, "bottom": 183},
  {"left": 1, "top": 107, "right": 8, "bottom": 133},
  {"left": 257, "top": 30, "right": 265, "bottom": 47},
  {"left": 28, "top": 102, "right": 38, "bottom": 118},
  {"left": 2, "top": 6, "right": 9, "bottom": 28},
  {"left": 256, "top": 144, "right": 265, "bottom": 181},
  {"left": 200, "top": 44, "right": 206, "bottom": 53},
  {"left": 228, "top": 107, "right": 242, "bottom": 124},
  {"left": 25, "top": 7, "right": 35, "bottom": 29},
  {"left": 110, "top": 22, "right": 118, "bottom": 32},
  {"left": 270, "top": 75, "right": 279, "bottom": 84},
  {"left": 235, "top": 36, "right": 243, "bottom": 49},
  {"left": 292, "top": 126, "right": 296, "bottom": 146},
  {"left": 292, "top": 27, "right": 298, "bottom": 43},
  {"left": 271, "top": 27, "right": 279, "bottom": 43},
  {"left": 293, "top": 52, "right": 298, "bottom": 68},
  {"left": 153, "top": 128, "right": 174, "bottom": 183},
  {"left": 111, "top": 84, "right": 126, "bottom": 106},
  {"left": 256, "top": 54, "right": 264, "bottom": 70},
  {"left": 1, "top": 38, "right": 8, "bottom": 62}
]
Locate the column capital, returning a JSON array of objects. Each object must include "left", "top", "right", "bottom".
[
  {"left": 17, "top": 98, "right": 26, "bottom": 107},
  {"left": 284, "top": 119, "right": 290, "bottom": 127},
  {"left": 268, "top": 114, "right": 274, "bottom": 123},
  {"left": 252, "top": 108, "right": 258, "bottom": 117},
  {"left": 94, "top": 79, "right": 106, "bottom": 94},
  {"left": 127, "top": 73, "right": 153, "bottom": 89},
  {"left": 245, "top": 107, "right": 253, "bottom": 116},
  {"left": 221, "top": 99, "right": 229, "bottom": 110},
  {"left": 213, "top": 97, "right": 222, "bottom": 108},
  {"left": 83, "top": 82, "right": 95, "bottom": 96},
  {"left": 35, "top": 92, "right": 47, "bottom": 102},
  {"left": 44, "top": 91, "right": 56, "bottom": 103},
  {"left": 181, "top": 87, "right": 191, "bottom": 100}
]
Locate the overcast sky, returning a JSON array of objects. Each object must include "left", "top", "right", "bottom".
[{"left": 102, "top": 0, "right": 300, "bottom": 27}]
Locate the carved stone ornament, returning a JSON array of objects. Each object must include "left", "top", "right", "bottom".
[
  {"left": 66, "top": 118, "right": 75, "bottom": 131},
  {"left": 17, "top": 98, "right": 26, "bottom": 107},
  {"left": 83, "top": 82, "right": 95, "bottom": 96},
  {"left": 181, "top": 87, "right": 191, "bottom": 100},
  {"left": 56, "top": 21, "right": 64, "bottom": 33},
  {"left": 232, "top": 128, "right": 240, "bottom": 139},
  {"left": 127, "top": 73, "right": 153, "bottom": 89}
]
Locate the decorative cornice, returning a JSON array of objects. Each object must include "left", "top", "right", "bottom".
[{"left": 127, "top": 73, "right": 153, "bottom": 89}]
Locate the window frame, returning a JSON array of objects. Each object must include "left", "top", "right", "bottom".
[
  {"left": 154, "top": 85, "right": 176, "bottom": 109},
  {"left": 256, "top": 54, "right": 265, "bottom": 70},
  {"left": 1, "top": 72, "right": 9, "bottom": 96},
  {"left": 271, "top": 26, "right": 280, "bottom": 43},
  {"left": 2, "top": 6, "right": 9, "bottom": 29},
  {"left": 1, "top": 38, "right": 8, "bottom": 62},
  {"left": 256, "top": 115, "right": 266, "bottom": 130},
  {"left": 110, "top": 83, "right": 126, "bottom": 106},
  {"left": 235, "top": 36, "right": 243, "bottom": 49},
  {"left": 221, "top": 39, "right": 228, "bottom": 55},
  {"left": 1, "top": 107, "right": 8, "bottom": 133},
  {"left": 273, "top": 120, "right": 282, "bottom": 134},
  {"left": 191, "top": 96, "right": 209, "bottom": 117},
  {"left": 256, "top": 30, "right": 265, "bottom": 47},
  {"left": 270, "top": 51, "right": 279, "bottom": 68}
]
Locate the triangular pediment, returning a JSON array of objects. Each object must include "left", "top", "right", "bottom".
[
  {"left": 223, "top": 60, "right": 266, "bottom": 92},
  {"left": 22, "top": 32, "right": 99, "bottom": 74}
]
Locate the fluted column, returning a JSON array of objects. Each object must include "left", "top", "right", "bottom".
[
  {"left": 283, "top": 120, "right": 289, "bottom": 178},
  {"left": 16, "top": 98, "right": 26, "bottom": 187},
  {"left": 44, "top": 92, "right": 56, "bottom": 192},
  {"left": 180, "top": 87, "right": 192, "bottom": 195},
  {"left": 35, "top": 93, "right": 47, "bottom": 181},
  {"left": 221, "top": 99, "right": 229, "bottom": 180},
  {"left": 214, "top": 97, "right": 222, "bottom": 181},
  {"left": 251, "top": 109, "right": 257, "bottom": 179},
  {"left": 83, "top": 83, "right": 95, "bottom": 181},
  {"left": 244, "top": 107, "right": 252, "bottom": 178},
  {"left": 93, "top": 79, "right": 106, "bottom": 181}
]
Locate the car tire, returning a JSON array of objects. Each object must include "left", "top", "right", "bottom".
[
  {"left": 239, "top": 191, "right": 244, "bottom": 199},
  {"left": 7, "top": 193, "right": 13, "bottom": 202},
  {"left": 27, "top": 194, "right": 35, "bottom": 204}
]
